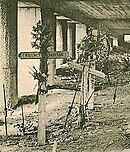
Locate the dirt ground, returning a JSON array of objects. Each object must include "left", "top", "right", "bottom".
[{"left": 1, "top": 85, "right": 130, "bottom": 152}]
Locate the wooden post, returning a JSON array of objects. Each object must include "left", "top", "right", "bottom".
[
  {"left": 52, "top": 140, "right": 57, "bottom": 152},
  {"left": 37, "top": 90, "right": 46, "bottom": 145},
  {"left": 37, "top": 3, "right": 56, "bottom": 145}
]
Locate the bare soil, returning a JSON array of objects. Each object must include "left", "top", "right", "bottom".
[{"left": 1, "top": 85, "right": 130, "bottom": 152}]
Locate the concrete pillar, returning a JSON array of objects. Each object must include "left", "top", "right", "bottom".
[
  {"left": 56, "top": 20, "right": 63, "bottom": 68},
  {"left": 113, "top": 37, "right": 119, "bottom": 46},
  {"left": 76, "top": 23, "right": 86, "bottom": 59},
  {"left": 61, "top": 20, "right": 67, "bottom": 53},
  {"left": 56, "top": 19, "right": 67, "bottom": 68},
  {"left": 0, "top": 0, "right": 18, "bottom": 110},
  {"left": 41, "top": 6, "right": 56, "bottom": 85},
  {"left": 68, "top": 22, "right": 76, "bottom": 59},
  {"left": 118, "top": 34, "right": 124, "bottom": 46}
]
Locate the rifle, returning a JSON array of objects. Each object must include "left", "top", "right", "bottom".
[{"left": 3, "top": 84, "right": 8, "bottom": 136}]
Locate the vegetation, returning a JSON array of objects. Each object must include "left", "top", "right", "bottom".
[
  {"left": 13, "top": 95, "right": 36, "bottom": 109},
  {"left": 31, "top": 20, "right": 52, "bottom": 74}
]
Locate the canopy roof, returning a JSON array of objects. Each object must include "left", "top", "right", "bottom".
[{"left": 20, "top": 0, "right": 130, "bottom": 37}]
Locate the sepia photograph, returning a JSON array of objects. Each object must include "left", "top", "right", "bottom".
[{"left": 0, "top": 0, "right": 130, "bottom": 151}]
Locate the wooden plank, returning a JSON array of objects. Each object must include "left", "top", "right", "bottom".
[
  {"left": 68, "top": 62, "right": 105, "bottom": 78},
  {"left": 52, "top": 140, "right": 57, "bottom": 152},
  {"left": 37, "top": 93, "right": 46, "bottom": 145},
  {"left": 68, "top": 62, "right": 83, "bottom": 71},
  {"left": 88, "top": 69, "right": 105, "bottom": 78}
]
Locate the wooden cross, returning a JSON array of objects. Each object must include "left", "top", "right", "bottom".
[
  {"left": 68, "top": 61, "right": 105, "bottom": 109},
  {"left": 19, "top": 50, "right": 69, "bottom": 144}
]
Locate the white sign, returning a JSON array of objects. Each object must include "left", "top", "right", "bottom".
[
  {"left": 19, "top": 51, "right": 69, "bottom": 59},
  {"left": 19, "top": 52, "right": 41, "bottom": 59},
  {"left": 48, "top": 51, "right": 69, "bottom": 59}
]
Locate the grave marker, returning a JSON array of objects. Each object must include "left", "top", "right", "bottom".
[{"left": 19, "top": 50, "right": 69, "bottom": 144}]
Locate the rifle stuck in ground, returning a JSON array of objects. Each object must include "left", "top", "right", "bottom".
[
  {"left": 64, "top": 65, "right": 85, "bottom": 128},
  {"left": 3, "top": 84, "right": 8, "bottom": 136}
]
